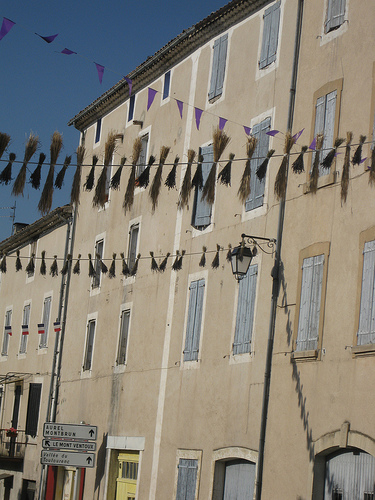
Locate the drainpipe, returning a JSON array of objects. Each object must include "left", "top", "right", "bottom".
[
  {"left": 38, "top": 204, "right": 78, "bottom": 500},
  {"left": 255, "top": 1, "right": 304, "bottom": 499}
]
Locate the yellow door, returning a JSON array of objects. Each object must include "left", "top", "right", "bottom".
[{"left": 116, "top": 452, "right": 139, "bottom": 500}]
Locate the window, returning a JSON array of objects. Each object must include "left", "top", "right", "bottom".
[
  {"left": 117, "top": 309, "right": 130, "bottom": 365},
  {"left": 233, "top": 264, "right": 257, "bottom": 355},
  {"left": 136, "top": 134, "right": 149, "bottom": 178},
  {"left": 128, "top": 94, "right": 135, "bottom": 122},
  {"left": 357, "top": 240, "right": 375, "bottom": 346},
  {"left": 192, "top": 146, "right": 212, "bottom": 229},
  {"left": 39, "top": 297, "right": 51, "bottom": 348},
  {"left": 313, "top": 90, "right": 337, "bottom": 174},
  {"left": 2, "top": 309, "right": 12, "bottom": 356},
  {"left": 310, "top": 79, "right": 342, "bottom": 178},
  {"left": 127, "top": 224, "right": 139, "bottom": 271},
  {"left": 83, "top": 319, "right": 96, "bottom": 371},
  {"left": 259, "top": 1, "right": 281, "bottom": 69},
  {"left": 163, "top": 71, "right": 171, "bottom": 100},
  {"left": 208, "top": 34, "right": 228, "bottom": 101},
  {"left": 295, "top": 255, "right": 324, "bottom": 352},
  {"left": 92, "top": 239, "right": 104, "bottom": 289},
  {"left": 27, "top": 240, "right": 37, "bottom": 278},
  {"left": 215, "top": 460, "right": 256, "bottom": 500},
  {"left": 324, "top": 450, "right": 375, "bottom": 498},
  {"left": 95, "top": 118, "right": 102, "bottom": 144},
  {"left": 245, "top": 117, "right": 270, "bottom": 212},
  {"left": 25, "top": 383, "right": 42, "bottom": 437},
  {"left": 103, "top": 160, "right": 112, "bottom": 204},
  {"left": 19, "top": 304, "right": 30, "bottom": 355},
  {"left": 325, "top": 0, "right": 345, "bottom": 33},
  {"left": 184, "top": 279, "right": 205, "bottom": 362},
  {"left": 176, "top": 459, "right": 198, "bottom": 500}
]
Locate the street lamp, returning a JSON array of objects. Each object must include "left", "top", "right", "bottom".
[{"left": 230, "top": 234, "right": 276, "bottom": 281}]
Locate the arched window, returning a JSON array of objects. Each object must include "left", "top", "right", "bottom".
[{"left": 324, "top": 449, "right": 375, "bottom": 499}]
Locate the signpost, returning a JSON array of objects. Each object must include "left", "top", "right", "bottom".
[
  {"left": 41, "top": 450, "right": 95, "bottom": 468},
  {"left": 42, "top": 439, "right": 96, "bottom": 452},
  {"left": 43, "top": 423, "right": 97, "bottom": 440},
  {"left": 41, "top": 423, "right": 97, "bottom": 469}
]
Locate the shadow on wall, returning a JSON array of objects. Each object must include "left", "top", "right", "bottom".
[
  {"left": 279, "top": 260, "right": 315, "bottom": 462},
  {"left": 95, "top": 432, "right": 108, "bottom": 497}
]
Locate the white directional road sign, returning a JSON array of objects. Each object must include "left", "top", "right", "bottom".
[
  {"left": 43, "top": 423, "right": 97, "bottom": 441},
  {"left": 41, "top": 450, "right": 95, "bottom": 468},
  {"left": 42, "top": 439, "right": 96, "bottom": 452}
]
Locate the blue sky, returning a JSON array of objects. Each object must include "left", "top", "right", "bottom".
[{"left": 0, "top": 0, "right": 227, "bottom": 241}]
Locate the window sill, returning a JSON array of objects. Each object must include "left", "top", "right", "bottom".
[
  {"left": 208, "top": 94, "right": 222, "bottom": 105},
  {"left": 291, "top": 349, "right": 318, "bottom": 361},
  {"left": 352, "top": 344, "right": 375, "bottom": 357},
  {"left": 303, "top": 171, "right": 337, "bottom": 194},
  {"left": 113, "top": 364, "right": 126, "bottom": 374}
]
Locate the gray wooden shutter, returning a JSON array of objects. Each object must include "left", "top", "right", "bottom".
[
  {"left": 2, "top": 310, "right": 11, "bottom": 356},
  {"left": 39, "top": 297, "right": 51, "bottom": 348},
  {"left": 128, "top": 224, "right": 139, "bottom": 270},
  {"left": 259, "top": 2, "right": 280, "bottom": 69},
  {"left": 84, "top": 320, "right": 96, "bottom": 371},
  {"left": 321, "top": 90, "right": 337, "bottom": 173},
  {"left": 93, "top": 240, "right": 104, "bottom": 288},
  {"left": 192, "top": 146, "right": 212, "bottom": 228},
  {"left": 20, "top": 304, "right": 30, "bottom": 354},
  {"left": 216, "top": 34, "right": 228, "bottom": 97},
  {"left": 184, "top": 279, "right": 205, "bottom": 361},
  {"left": 209, "top": 35, "right": 228, "bottom": 100},
  {"left": 234, "top": 264, "right": 257, "bottom": 355},
  {"left": 117, "top": 310, "right": 130, "bottom": 364},
  {"left": 176, "top": 458, "right": 198, "bottom": 500},
  {"left": 245, "top": 117, "right": 270, "bottom": 211},
  {"left": 25, "top": 383, "right": 42, "bottom": 437},
  {"left": 313, "top": 95, "right": 326, "bottom": 174},
  {"left": 296, "top": 255, "right": 324, "bottom": 351},
  {"left": 358, "top": 240, "right": 375, "bottom": 345},
  {"left": 136, "top": 135, "right": 148, "bottom": 177},
  {"left": 325, "top": 0, "right": 345, "bottom": 32},
  {"left": 223, "top": 460, "right": 256, "bottom": 499}
]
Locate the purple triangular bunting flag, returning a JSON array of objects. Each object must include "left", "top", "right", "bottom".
[
  {"left": 124, "top": 76, "right": 132, "bottom": 96},
  {"left": 244, "top": 126, "right": 251, "bottom": 136},
  {"left": 0, "top": 17, "right": 15, "bottom": 41},
  {"left": 147, "top": 88, "right": 158, "bottom": 111},
  {"left": 309, "top": 137, "right": 316, "bottom": 150},
  {"left": 176, "top": 100, "right": 183, "bottom": 119},
  {"left": 95, "top": 63, "right": 105, "bottom": 84},
  {"left": 195, "top": 107, "right": 203, "bottom": 130},
  {"left": 61, "top": 48, "right": 76, "bottom": 55},
  {"left": 37, "top": 33, "right": 58, "bottom": 43},
  {"left": 219, "top": 117, "right": 227, "bottom": 131},
  {"left": 266, "top": 129, "right": 279, "bottom": 137},
  {"left": 293, "top": 128, "right": 304, "bottom": 142}
]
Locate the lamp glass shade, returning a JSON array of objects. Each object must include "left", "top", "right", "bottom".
[{"left": 230, "top": 245, "right": 253, "bottom": 280}]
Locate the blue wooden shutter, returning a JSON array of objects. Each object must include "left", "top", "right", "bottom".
[
  {"left": 326, "top": 0, "right": 345, "bottom": 32},
  {"left": 25, "top": 383, "right": 42, "bottom": 437},
  {"left": 296, "top": 255, "right": 324, "bottom": 351},
  {"left": 259, "top": 2, "right": 280, "bottom": 69},
  {"left": 192, "top": 146, "right": 212, "bottom": 228},
  {"left": 209, "top": 35, "right": 228, "bottom": 100},
  {"left": 234, "top": 265, "right": 258, "bottom": 355},
  {"left": 223, "top": 460, "right": 256, "bottom": 499},
  {"left": 358, "top": 240, "right": 375, "bottom": 345},
  {"left": 184, "top": 279, "right": 205, "bottom": 361},
  {"left": 245, "top": 118, "right": 270, "bottom": 211},
  {"left": 176, "top": 459, "right": 198, "bottom": 500},
  {"left": 163, "top": 71, "right": 171, "bottom": 100}
]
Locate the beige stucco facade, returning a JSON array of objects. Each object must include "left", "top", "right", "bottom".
[{"left": 1, "top": 0, "right": 375, "bottom": 498}]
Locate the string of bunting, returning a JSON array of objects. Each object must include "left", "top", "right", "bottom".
[{"left": 0, "top": 244, "right": 235, "bottom": 278}]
